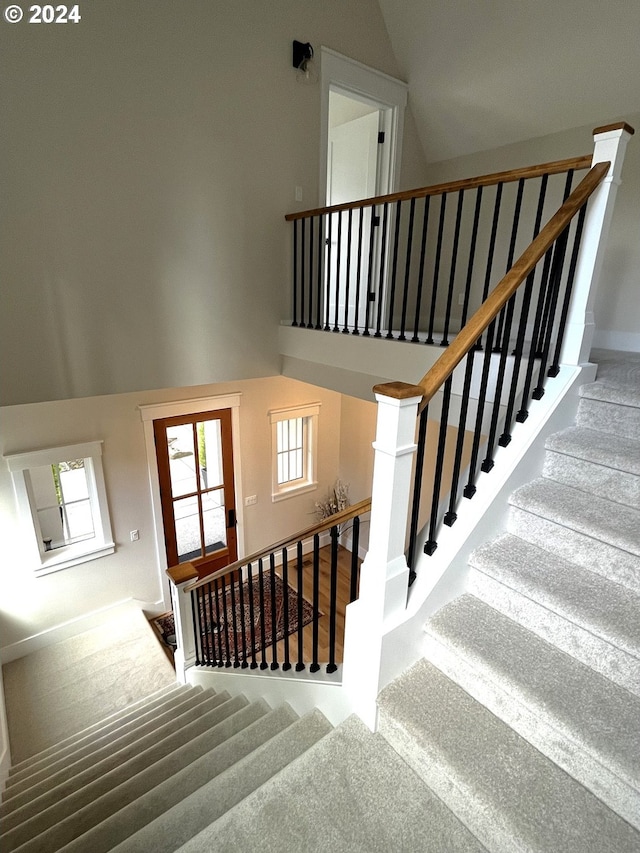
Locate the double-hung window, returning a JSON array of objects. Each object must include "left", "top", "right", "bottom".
[
  {"left": 5, "top": 441, "right": 114, "bottom": 575},
  {"left": 269, "top": 403, "right": 320, "bottom": 501}
]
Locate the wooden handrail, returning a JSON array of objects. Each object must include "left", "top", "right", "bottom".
[
  {"left": 414, "top": 160, "right": 610, "bottom": 413},
  {"left": 184, "top": 497, "right": 372, "bottom": 593},
  {"left": 284, "top": 155, "right": 592, "bottom": 222}
]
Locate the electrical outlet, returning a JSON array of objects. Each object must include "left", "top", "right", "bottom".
[
  {"left": 295, "top": 186, "right": 303, "bottom": 202},
  {"left": 244, "top": 495, "right": 257, "bottom": 506}
]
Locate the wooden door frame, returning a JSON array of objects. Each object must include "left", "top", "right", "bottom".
[{"left": 139, "top": 394, "right": 243, "bottom": 609}]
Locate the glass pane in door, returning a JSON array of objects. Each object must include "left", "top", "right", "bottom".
[
  {"left": 166, "top": 424, "right": 197, "bottom": 498},
  {"left": 173, "top": 494, "right": 201, "bottom": 562},
  {"left": 202, "top": 489, "right": 226, "bottom": 555},
  {"left": 197, "top": 419, "right": 224, "bottom": 490}
]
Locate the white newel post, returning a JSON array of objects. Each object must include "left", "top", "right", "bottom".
[
  {"left": 561, "top": 121, "right": 634, "bottom": 366},
  {"left": 166, "top": 563, "right": 199, "bottom": 684},
  {"left": 342, "top": 381, "right": 423, "bottom": 730}
]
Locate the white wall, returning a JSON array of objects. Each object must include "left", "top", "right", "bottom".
[
  {"left": 0, "top": 0, "right": 427, "bottom": 407},
  {"left": 421, "top": 115, "right": 640, "bottom": 353},
  {"left": 0, "top": 376, "right": 374, "bottom": 656}
]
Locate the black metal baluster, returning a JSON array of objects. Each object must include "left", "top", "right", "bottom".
[
  {"left": 211, "top": 579, "right": 223, "bottom": 666},
  {"left": 281, "top": 548, "right": 291, "bottom": 671},
  {"left": 296, "top": 541, "right": 305, "bottom": 671},
  {"left": 444, "top": 350, "right": 476, "bottom": 525},
  {"left": 258, "top": 558, "right": 268, "bottom": 670},
  {"left": 269, "top": 553, "right": 279, "bottom": 670},
  {"left": 247, "top": 564, "right": 258, "bottom": 669},
  {"left": 292, "top": 219, "right": 298, "bottom": 327},
  {"left": 426, "top": 193, "right": 447, "bottom": 344},
  {"left": 229, "top": 571, "right": 240, "bottom": 667},
  {"left": 349, "top": 516, "right": 361, "bottom": 602},
  {"left": 237, "top": 567, "right": 248, "bottom": 668},
  {"left": 477, "top": 184, "right": 503, "bottom": 349},
  {"left": 386, "top": 200, "right": 403, "bottom": 339},
  {"left": 399, "top": 197, "right": 416, "bottom": 341},
  {"left": 460, "top": 187, "right": 483, "bottom": 329},
  {"left": 412, "top": 196, "right": 430, "bottom": 343},
  {"left": 316, "top": 214, "right": 323, "bottom": 329},
  {"left": 500, "top": 175, "right": 549, "bottom": 443},
  {"left": 327, "top": 525, "right": 339, "bottom": 674},
  {"left": 425, "top": 377, "right": 453, "bottom": 554},
  {"left": 220, "top": 575, "right": 231, "bottom": 668},
  {"left": 533, "top": 228, "right": 570, "bottom": 398},
  {"left": 517, "top": 247, "right": 554, "bottom": 422},
  {"left": 441, "top": 190, "right": 465, "bottom": 346},
  {"left": 549, "top": 203, "right": 587, "bottom": 376},
  {"left": 324, "top": 213, "right": 333, "bottom": 331},
  {"left": 342, "top": 209, "right": 353, "bottom": 333},
  {"left": 374, "top": 203, "right": 389, "bottom": 337},
  {"left": 494, "top": 179, "right": 525, "bottom": 351},
  {"left": 408, "top": 405, "right": 429, "bottom": 579},
  {"left": 333, "top": 211, "right": 342, "bottom": 332},
  {"left": 204, "top": 581, "right": 215, "bottom": 665},
  {"left": 300, "top": 217, "right": 306, "bottom": 328},
  {"left": 308, "top": 216, "right": 314, "bottom": 328},
  {"left": 364, "top": 205, "right": 378, "bottom": 337},
  {"left": 191, "top": 589, "right": 202, "bottom": 666},
  {"left": 310, "top": 534, "right": 321, "bottom": 672},
  {"left": 482, "top": 299, "right": 517, "bottom": 471},
  {"left": 352, "top": 207, "right": 364, "bottom": 335},
  {"left": 464, "top": 321, "right": 497, "bottom": 497}
]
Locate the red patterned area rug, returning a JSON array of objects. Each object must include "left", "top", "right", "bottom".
[{"left": 155, "top": 573, "right": 319, "bottom": 662}]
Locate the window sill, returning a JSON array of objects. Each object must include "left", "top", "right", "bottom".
[
  {"left": 35, "top": 541, "right": 116, "bottom": 577},
  {"left": 271, "top": 481, "right": 318, "bottom": 503}
]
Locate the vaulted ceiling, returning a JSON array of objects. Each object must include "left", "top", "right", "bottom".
[{"left": 378, "top": 0, "right": 640, "bottom": 163}]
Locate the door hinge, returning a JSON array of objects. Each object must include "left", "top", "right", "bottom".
[{"left": 378, "top": 131, "right": 385, "bottom": 144}]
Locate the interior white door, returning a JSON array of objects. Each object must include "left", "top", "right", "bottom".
[{"left": 326, "top": 110, "right": 380, "bottom": 331}]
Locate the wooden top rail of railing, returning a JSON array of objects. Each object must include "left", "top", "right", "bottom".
[
  {"left": 284, "top": 154, "right": 592, "bottom": 222},
  {"left": 404, "top": 160, "right": 610, "bottom": 414},
  {"left": 183, "top": 497, "right": 372, "bottom": 593}
]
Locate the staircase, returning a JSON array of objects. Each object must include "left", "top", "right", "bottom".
[
  {"left": 2, "top": 355, "right": 638, "bottom": 851},
  {"left": 378, "top": 352, "right": 640, "bottom": 852}
]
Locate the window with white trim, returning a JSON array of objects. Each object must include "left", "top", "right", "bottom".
[
  {"left": 269, "top": 403, "right": 320, "bottom": 501},
  {"left": 5, "top": 441, "right": 115, "bottom": 575}
]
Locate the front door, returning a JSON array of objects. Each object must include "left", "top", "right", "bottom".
[{"left": 154, "top": 408, "right": 237, "bottom": 579}]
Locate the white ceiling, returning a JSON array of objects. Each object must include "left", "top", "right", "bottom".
[{"left": 377, "top": 0, "right": 640, "bottom": 163}]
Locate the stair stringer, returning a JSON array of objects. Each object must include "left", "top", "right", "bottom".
[{"left": 371, "top": 361, "right": 596, "bottom": 725}]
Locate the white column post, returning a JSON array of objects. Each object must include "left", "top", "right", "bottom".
[
  {"left": 166, "top": 563, "right": 199, "bottom": 684},
  {"left": 342, "top": 381, "right": 423, "bottom": 729},
  {"left": 560, "top": 121, "right": 634, "bottom": 366}
]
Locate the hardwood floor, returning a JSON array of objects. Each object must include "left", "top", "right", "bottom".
[{"left": 272, "top": 544, "right": 360, "bottom": 668}]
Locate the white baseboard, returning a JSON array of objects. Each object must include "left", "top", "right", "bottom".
[
  {"left": 0, "top": 598, "right": 163, "bottom": 664},
  {"left": 592, "top": 329, "right": 640, "bottom": 354}
]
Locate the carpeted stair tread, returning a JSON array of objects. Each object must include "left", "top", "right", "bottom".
[
  {"left": 469, "top": 533, "right": 640, "bottom": 660},
  {"left": 422, "top": 594, "right": 640, "bottom": 827},
  {"left": 508, "top": 480, "right": 640, "bottom": 594},
  {"left": 3, "top": 609, "right": 177, "bottom": 763},
  {"left": 69, "top": 707, "right": 333, "bottom": 853},
  {"left": 576, "top": 395, "right": 640, "bottom": 440},
  {"left": 6, "top": 684, "right": 186, "bottom": 781},
  {"left": 543, "top": 426, "right": 640, "bottom": 508},
  {"left": 2, "top": 686, "right": 205, "bottom": 799},
  {"left": 0, "top": 689, "right": 225, "bottom": 818},
  {"left": 2, "top": 697, "right": 269, "bottom": 853},
  {"left": 173, "top": 714, "right": 487, "bottom": 853},
  {"left": 377, "top": 659, "right": 640, "bottom": 853}
]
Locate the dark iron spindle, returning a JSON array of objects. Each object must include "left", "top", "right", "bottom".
[
  {"left": 477, "top": 184, "right": 503, "bottom": 349},
  {"left": 327, "top": 525, "right": 339, "bottom": 673},
  {"left": 349, "top": 516, "right": 361, "bottom": 602},
  {"left": 258, "top": 558, "right": 268, "bottom": 669},
  {"left": 533, "top": 228, "right": 570, "bottom": 397},
  {"left": 386, "top": 200, "right": 403, "bottom": 339},
  {"left": 295, "top": 541, "right": 305, "bottom": 671},
  {"left": 333, "top": 211, "right": 342, "bottom": 332},
  {"left": 549, "top": 204, "right": 587, "bottom": 376},
  {"left": 204, "top": 581, "right": 215, "bottom": 664},
  {"left": 441, "top": 190, "right": 465, "bottom": 346},
  {"left": 426, "top": 193, "right": 447, "bottom": 344},
  {"left": 408, "top": 405, "right": 429, "bottom": 577},
  {"left": 212, "top": 578, "right": 224, "bottom": 667},
  {"left": 353, "top": 207, "right": 364, "bottom": 335},
  {"left": 300, "top": 217, "right": 306, "bottom": 328},
  {"left": 324, "top": 214, "right": 333, "bottom": 331},
  {"left": 482, "top": 299, "right": 517, "bottom": 471},
  {"left": 315, "top": 214, "right": 323, "bottom": 329},
  {"left": 374, "top": 203, "right": 389, "bottom": 337},
  {"left": 308, "top": 216, "right": 314, "bottom": 328},
  {"left": 342, "top": 209, "right": 353, "bottom": 333},
  {"left": 191, "top": 589, "right": 202, "bottom": 666},
  {"left": 229, "top": 572, "right": 240, "bottom": 667},
  {"left": 399, "top": 197, "right": 416, "bottom": 341},
  {"left": 412, "top": 196, "right": 431, "bottom": 343},
  {"left": 517, "top": 247, "right": 554, "bottom": 421},
  {"left": 425, "top": 375, "right": 453, "bottom": 555},
  {"left": 444, "top": 349, "right": 476, "bottom": 525},
  {"left": 269, "top": 554, "right": 279, "bottom": 670},
  {"left": 292, "top": 219, "right": 299, "bottom": 327},
  {"left": 460, "top": 187, "right": 483, "bottom": 328},
  {"left": 463, "top": 321, "right": 497, "bottom": 498},
  {"left": 247, "top": 565, "right": 258, "bottom": 669},
  {"left": 237, "top": 567, "right": 248, "bottom": 668},
  {"left": 281, "top": 549, "right": 291, "bottom": 671},
  {"left": 310, "top": 534, "right": 321, "bottom": 672},
  {"left": 220, "top": 575, "right": 231, "bottom": 667},
  {"left": 494, "top": 179, "right": 525, "bottom": 351}
]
